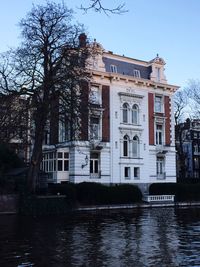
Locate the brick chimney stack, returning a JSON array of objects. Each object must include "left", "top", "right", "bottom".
[{"left": 79, "top": 33, "right": 87, "bottom": 48}]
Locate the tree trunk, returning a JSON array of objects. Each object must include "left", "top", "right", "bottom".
[{"left": 27, "top": 108, "right": 47, "bottom": 193}]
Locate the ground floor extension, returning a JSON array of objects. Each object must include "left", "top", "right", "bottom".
[{"left": 41, "top": 141, "right": 176, "bottom": 193}]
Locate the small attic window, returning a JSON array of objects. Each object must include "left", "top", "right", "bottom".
[
  {"left": 110, "top": 65, "right": 117, "bottom": 73},
  {"left": 133, "top": 69, "right": 141, "bottom": 78}
]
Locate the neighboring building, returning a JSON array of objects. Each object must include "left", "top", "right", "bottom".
[
  {"left": 176, "top": 119, "right": 200, "bottom": 179},
  {"left": 41, "top": 41, "right": 178, "bottom": 192},
  {"left": 0, "top": 94, "right": 31, "bottom": 163}
]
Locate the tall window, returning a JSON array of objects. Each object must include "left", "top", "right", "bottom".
[
  {"left": 110, "top": 65, "right": 117, "bottom": 73},
  {"left": 123, "top": 135, "right": 129, "bottom": 157},
  {"left": 90, "top": 117, "right": 100, "bottom": 140},
  {"left": 156, "top": 124, "right": 163, "bottom": 145},
  {"left": 132, "top": 136, "right": 139, "bottom": 158},
  {"left": 59, "top": 119, "right": 70, "bottom": 142},
  {"left": 90, "top": 153, "right": 100, "bottom": 178},
  {"left": 122, "top": 103, "right": 129, "bottom": 123},
  {"left": 132, "top": 104, "right": 139, "bottom": 124},
  {"left": 156, "top": 157, "right": 165, "bottom": 179},
  {"left": 155, "top": 95, "right": 163, "bottom": 113},
  {"left": 89, "top": 86, "right": 100, "bottom": 104}
]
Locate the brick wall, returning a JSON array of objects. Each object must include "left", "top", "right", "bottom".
[
  {"left": 148, "top": 93, "right": 154, "bottom": 145},
  {"left": 80, "top": 81, "right": 89, "bottom": 140},
  {"left": 102, "top": 85, "right": 110, "bottom": 142},
  {"left": 164, "top": 95, "right": 171, "bottom": 145}
]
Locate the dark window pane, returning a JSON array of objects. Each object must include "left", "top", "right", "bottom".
[
  {"left": 57, "top": 152, "right": 62, "bottom": 158},
  {"left": 64, "top": 152, "right": 69, "bottom": 159},
  {"left": 64, "top": 160, "right": 69, "bottom": 171},
  {"left": 94, "top": 160, "right": 98, "bottom": 173},
  {"left": 90, "top": 160, "right": 93, "bottom": 173},
  {"left": 58, "top": 160, "right": 63, "bottom": 171}
]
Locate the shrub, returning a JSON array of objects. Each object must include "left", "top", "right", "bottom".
[
  {"left": 76, "top": 182, "right": 142, "bottom": 205},
  {"left": 75, "top": 182, "right": 109, "bottom": 205}
]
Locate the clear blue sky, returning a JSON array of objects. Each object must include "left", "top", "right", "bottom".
[{"left": 0, "top": 0, "right": 200, "bottom": 89}]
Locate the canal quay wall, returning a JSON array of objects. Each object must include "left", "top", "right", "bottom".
[
  {"left": 0, "top": 194, "right": 19, "bottom": 214},
  {"left": 75, "top": 201, "right": 200, "bottom": 212},
  {"left": 1, "top": 194, "right": 200, "bottom": 215}
]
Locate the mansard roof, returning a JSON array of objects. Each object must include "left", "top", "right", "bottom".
[{"left": 102, "top": 57, "right": 152, "bottom": 80}]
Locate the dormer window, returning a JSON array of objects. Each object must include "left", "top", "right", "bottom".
[
  {"left": 133, "top": 69, "right": 141, "bottom": 78},
  {"left": 110, "top": 65, "right": 117, "bottom": 73}
]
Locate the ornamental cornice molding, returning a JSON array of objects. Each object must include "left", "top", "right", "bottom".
[{"left": 91, "top": 70, "right": 179, "bottom": 93}]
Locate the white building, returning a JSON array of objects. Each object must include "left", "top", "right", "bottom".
[{"left": 41, "top": 42, "right": 178, "bottom": 192}]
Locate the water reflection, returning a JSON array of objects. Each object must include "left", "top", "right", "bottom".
[{"left": 1, "top": 208, "right": 200, "bottom": 266}]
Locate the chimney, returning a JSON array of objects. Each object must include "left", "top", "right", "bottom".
[{"left": 79, "top": 33, "right": 87, "bottom": 48}]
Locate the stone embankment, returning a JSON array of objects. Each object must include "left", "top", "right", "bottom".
[{"left": 1, "top": 194, "right": 200, "bottom": 215}]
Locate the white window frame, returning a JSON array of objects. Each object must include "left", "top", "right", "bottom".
[
  {"left": 42, "top": 151, "right": 69, "bottom": 173},
  {"left": 134, "top": 167, "right": 140, "bottom": 179},
  {"left": 155, "top": 95, "right": 163, "bottom": 113},
  {"left": 156, "top": 124, "right": 164, "bottom": 145},
  {"left": 89, "top": 86, "right": 101, "bottom": 105},
  {"left": 132, "top": 136, "right": 139, "bottom": 158},
  {"left": 156, "top": 157, "right": 165, "bottom": 179},
  {"left": 123, "top": 135, "right": 129, "bottom": 157},
  {"left": 122, "top": 103, "right": 129, "bottom": 123},
  {"left": 132, "top": 104, "right": 139, "bottom": 124},
  {"left": 90, "top": 117, "right": 100, "bottom": 141}
]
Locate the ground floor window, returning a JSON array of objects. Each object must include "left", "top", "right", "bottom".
[
  {"left": 156, "top": 157, "right": 165, "bottom": 179},
  {"left": 90, "top": 153, "right": 100, "bottom": 178},
  {"left": 134, "top": 167, "right": 140, "bottom": 179},
  {"left": 124, "top": 167, "right": 131, "bottom": 179},
  {"left": 42, "top": 151, "right": 69, "bottom": 172}
]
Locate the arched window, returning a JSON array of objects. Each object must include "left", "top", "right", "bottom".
[
  {"left": 133, "top": 135, "right": 139, "bottom": 158},
  {"left": 122, "top": 103, "right": 129, "bottom": 123},
  {"left": 123, "top": 135, "right": 129, "bottom": 157},
  {"left": 132, "top": 104, "right": 139, "bottom": 124}
]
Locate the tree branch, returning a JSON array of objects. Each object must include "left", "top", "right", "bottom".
[{"left": 80, "top": 0, "right": 128, "bottom": 15}]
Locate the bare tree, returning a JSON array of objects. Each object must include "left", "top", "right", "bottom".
[
  {"left": 174, "top": 89, "right": 188, "bottom": 126},
  {"left": 0, "top": 2, "right": 91, "bottom": 192},
  {"left": 0, "top": 53, "right": 30, "bottom": 162},
  {"left": 80, "top": 0, "right": 128, "bottom": 15},
  {"left": 186, "top": 79, "right": 200, "bottom": 118}
]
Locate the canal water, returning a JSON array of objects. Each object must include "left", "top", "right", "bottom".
[{"left": 1, "top": 207, "right": 200, "bottom": 267}]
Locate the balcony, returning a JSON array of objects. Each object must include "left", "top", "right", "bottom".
[
  {"left": 143, "top": 194, "right": 175, "bottom": 203},
  {"left": 155, "top": 143, "right": 169, "bottom": 154}
]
